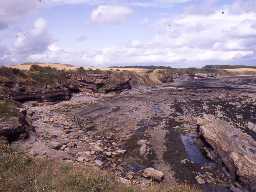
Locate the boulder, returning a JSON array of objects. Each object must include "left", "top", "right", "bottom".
[
  {"left": 198, "top": 115, "right": 256, "bottom": 191},
  {"left": 142, "top": 168, "right": 164, "bottom": 182}
]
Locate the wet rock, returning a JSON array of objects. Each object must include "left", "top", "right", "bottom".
[
  {"left": 195, "top": 175, "right": 206, "bottom": 184},
  {"left": 198, "top": 115, "right": 256, "bottom": 191},
  {"left": 137, "top": 139, "right": 147, "bottom": 156},
  {"left": 49, "top": 141, "right": 62, "bottom": 150},
  {"left": 93, "top": 144, "right": 104, "bottom": 152},
  {"left": 77, "top": 156, "right": 88, "bottom": 162},
  {"left": 142, "top": 168, "right": 164, "bottom": 182},
  {"left": 127, "top": 172, "right": 134, "bottom": 180},
  {"left": 112, "top": 149, "right": 126, "bottom": 156},
  {"left": 181, "top": 158, "right": 190, "bottom": 164},
  {"left": 95, "top": 160, "right": 104, "bottom": 167},
  {"left": 60, "top": 145, "right": 67, "bottom": 150},
  {"left": 119, "top": 177, "right": 131, "bottom": 185},
  {"left": 230, "top": 183, "right": 248, "bottom": 192},
  {"left": 248, "top": 122, "right": 256, "bottom": 132},
  {"left": 105, "top": 151, "right": 112, "bottom": 157}
]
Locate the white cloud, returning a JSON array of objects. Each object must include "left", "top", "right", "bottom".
[
  {"left": 91, "top": 5, "right": 133, "bottom": 24},
  {"left": 1, "top": 0, "right": 256, "bottom": 67},
  {"left": 0, "top": 0, "right": 39, "bottom": 30},
  {"left": 45, "top": 0, "right": 192, "bottom": 7},
  {"left": 9, "top": 18, "right": 53, "bottom": 63},
  {"left": 33, "top": 9, "right": 256, "bottom": 67}
]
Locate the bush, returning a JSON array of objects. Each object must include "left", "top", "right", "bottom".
[{"left": 29, "top": 65, "right": 66, "bottom": 85}]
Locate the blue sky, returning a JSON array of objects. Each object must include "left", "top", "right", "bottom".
[{"left": 0, "top": 0, "right": 256, "bottom": 67}]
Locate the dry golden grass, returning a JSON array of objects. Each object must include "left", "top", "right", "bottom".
[
  {"left": 110, "top": 68, "right": 150, "bottom": 73},
  {"left": 224, "top": 68, "right": 256, "bottom": 74},
  {"left": 11, "top": 63, "right": 78, "bottom": 71},
  {"left": 0, "top": 144, "right": 200, "bottom": 192}
]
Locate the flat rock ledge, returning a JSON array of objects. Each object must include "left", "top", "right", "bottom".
[
  {"left": 142, "top": 168, "right": 164, "bottom": 182},
  {"left": 198, "top": 115, "right": 256, "bottom": 191}
]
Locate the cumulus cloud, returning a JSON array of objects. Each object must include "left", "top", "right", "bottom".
[
  {"left": 3, "top": 18, "right": 53, "bottom": 64},
  {"left": 37, "top": 9, "right": 256, "bottom": 67},
  {"left": 15, "top": 18, "right": 51, "bottom": 53},
  {"left": 0, "top": 45, "right": 11, "bottom": 65},
  {"left": 91, "top": 5, "right": 133, "bottom": 24},
  {"left": 0, "top": 0, "right": 39, "bottom": 30},
  {"left": 2, "top": 0, "right": 256, "bottom": 67},
  {"left": 45, "top": 0, "right": 192, "bottom": 7}
]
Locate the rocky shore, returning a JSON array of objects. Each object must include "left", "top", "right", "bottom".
[{"left": 1, "top": 66, "right": 256, "bottom": 191}]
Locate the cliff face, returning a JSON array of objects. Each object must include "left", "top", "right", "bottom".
[
  {"left": 198, "top": 115, "right": 256, "bottom": 191},
  {"left": 0, "top": 66, "right": 79, "bottom": 102},
  {"left": 0, "top": 65, "right": 175, "bottom": 103},
  {"left": 0, "top": 101, "right": 32, "bottom": 143}
]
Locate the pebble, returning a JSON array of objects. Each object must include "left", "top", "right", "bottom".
[
  {"left": 95, "top": 160, "right": 104, "bottom": 167},
  {"left": 195, "top": 175, "right": 206, "bottom": 184}
]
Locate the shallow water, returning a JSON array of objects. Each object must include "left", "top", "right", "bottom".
[{"left": 181, "top": 134, "right": 209, "bottom": 165}]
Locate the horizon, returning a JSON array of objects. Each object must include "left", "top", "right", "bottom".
[{"left": 1, "top": 0, "right": 256, "bottom": 67}]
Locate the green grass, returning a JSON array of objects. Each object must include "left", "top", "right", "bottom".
[{"left": 0, "top": 144, "right": 200, "bottom": 192}]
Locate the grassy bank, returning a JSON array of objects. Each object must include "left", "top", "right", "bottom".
[{"left": 0, "top": 144, "right": 200, "bottom": 192}]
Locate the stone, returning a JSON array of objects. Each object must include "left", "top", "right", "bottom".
[
  {"left": 181, "top": 158, "right": 190, "bottom": 164},
  {"left": 60, "top": 145, "right": 67, "bottom": 150},
  {"left": 137, "top": 139, "right": 147, "bottom": 146},
  {"left": 49, "top": 141, "right": 62, "bottom": 150},
  {"left": 77, "top": 156, "right": 88, "bottom": 162},
  {"left": 95, "top": 160, "right": 104, "bottom": 167},
  {"left": 105, "top": 152, "right": 112, "bottom": 157},
  {"left": 139, "top": 143, "right": 147, "bottom": 156},
  {"left": 119, "top": 177, "right": 131, "bottom": 185},
  {"left": 198, "top": 115, "right": 256, "bottom": 191},
  {"left": 93, "top": 144, "right": 103, "bottom": 152},
  {"left": 248, "top": 122, "right": 256, "bottom": 132},
  {"left": 127, "top": 172, "right": 134, "bottom": 180},
  {"left": 142, "top": 168, "right": 164, "bottom": 182},
  {"left": 112, "top": 149, "right": 126, "bottom": 156},
  {"left": 116, "top": 149, "right": 126, "bottom": 154},
  {"left": 195, "top": 175, "right": 206, "bottom": 184}
]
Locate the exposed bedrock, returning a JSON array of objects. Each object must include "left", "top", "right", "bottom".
[
  {"left": 11, "top": 88, "right": 74, "bottom": 102},
  {"left": 198, "top": 115, "right": 256, "bottom": 191},
  {"left": 0, "top": 107, "right": 32, "bottom": 143}
]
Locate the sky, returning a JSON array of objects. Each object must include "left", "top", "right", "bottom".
[{"left": 0, "top": 0, "right": 256, "bottom": 67}]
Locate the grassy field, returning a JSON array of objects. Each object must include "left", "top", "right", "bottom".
[
  {"left": 224, "top": 68, "right": 256, "bottom": 74},
  {"left": 11, "top": 63, "right": 78, "bottom": 71},
  {"left": 0, "top": 144, "right": 200, "bottom": 192}
]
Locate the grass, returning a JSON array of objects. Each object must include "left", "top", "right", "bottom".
[
  {"left": 0, "top": 144, "right": 200, "bottom": 192},
  {"left": 0, "top": 100, "right": 19, "bottom": 119}
]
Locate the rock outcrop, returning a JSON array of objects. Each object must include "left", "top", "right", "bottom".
[
  {"left": 142, "top": 168, "right": 164, "bottom": 181},
  {"left": 10, "top": 88, "right": 74, "bottom": 102},
  {"left": 0, "top": 66, "right": 79, "bottom": 102},
  {"left": 0, "top": 101, "right": 32, "bottom": 143},
  {"left": 198, "top": 115, "right": 256, "bottom": 191},
  {"left": 69, "top": 71, "right": 132, "bottom": 93}
]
